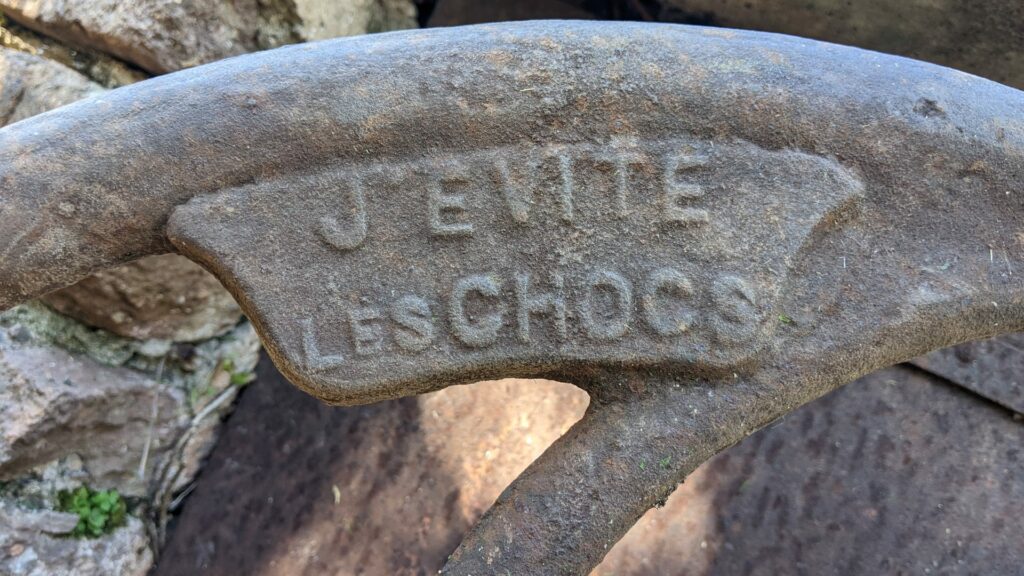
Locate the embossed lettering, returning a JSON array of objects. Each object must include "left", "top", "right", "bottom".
[
  {"left": 515, "top": 272, "right": 567, "bottom": 343},
  {"left": 450, "top": 274, "right": 505, "bottom": 347},
  {"left": 663, "top": 150, "right": 710, "bottom": 225},
  {"left": 318, "top": 179, "right": 367, "bottom": 251},
  {"left": 429, "top": 174, "right": 474, "bottom": 237},
  {"left": 300, "top": 267, "right": 775, "bottom": 365},
  {"left": 711, "top": 274, "right": 762, "bottom": 344},
  {"left": 550, "top": 152, "right": 574, "bottom": 222},
  {"left": 579, "top": 270, "right": 633, "bottom": 340},
  {"left": 595, "top": 147, "right": 646, "bottom": 217},
  {"left": 642, "top": 268, "right": 695, "bottom": 336},
  {"left": 495, "top": 158, "right": 532, "bottom": 224},
  {"left": 348, "top": 306, "right": 384, "bottom": 355},
  {"left": 300, "top": 317, "right": 345, "bottom": 370},
  {"left": 278, "top": 136, "right": 862, "bottom": 374},
  {"left": 391, "top": 295, "right": 434, "bottom": 352}
]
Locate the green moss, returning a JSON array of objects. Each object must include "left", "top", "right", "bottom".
[
  {"left": 2, "top": 303, "right": 261, "bottom": 417},
  {"left": 0, "top": 303, "right": 136, "bottom": 365}
]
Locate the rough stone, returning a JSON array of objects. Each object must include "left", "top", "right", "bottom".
[
  {"left": 0, "top": 45, "right": 102, "bottom": 124},
  {"left": 0, "top": 0, "right": 417, "bottom": 74},
  {"left": 0, "top": 301, "right": 259, "bottom": 575},
  {"left": 41, "top": 254, "right": 243, "bottom": 343},
  {"left": 0, "top": 304, "right": 260, "bottom": 498},
  {"left": 295, "top": 0, "right": 418, "bottom": 39},
  {"left": 0, "top": 501, "right": 153, "bottom": 576},
  {"left": 0, "top": 0, "right": 294, "bottom": 74},
  {"left": 0, "top": 333, "right": 188, "bottom": 493},
  {"left": 0, "top": 503, "right": 79, "bottom": 535},
  {"left": 428, "top": 0, "right": 596, "bottom": 26},
  {"left": 0, "top": 19, "right": 146, "bottom": 88}
]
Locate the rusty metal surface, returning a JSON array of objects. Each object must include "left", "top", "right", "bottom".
[
  {"left": 431, "top": 0, "right": 1024, "bottom": 419},
  {"left": 429, "top": 0, "right": 1024, "bottom": 90},
  {"left": 154, "top": 358, "right": 1024, "bottom": 575},
  {"left": 1, "top": 21, "right": 1023, "bottom": 574},
  {"left": 656, "top": 0, "right": 1024, "bottom": 91}
]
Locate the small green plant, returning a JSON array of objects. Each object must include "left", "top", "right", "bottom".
[
  {"left": 222, "top": 359, "right": 255, "bottom": 387},
  {"left": 778, "top": 313, "right": 794, "bottom": 325},
  {"left": 188, "top": 383, "right": 218, "bottom": 407},
  {"left": 57, "top": 486, "right": 127, "bottom": 538},
  {"left": 230, "top": 370, "right": 255, "bottom": 386}
]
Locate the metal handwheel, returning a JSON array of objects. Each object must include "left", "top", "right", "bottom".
[{"left": 1, "top": 21, "right": 1022, "bottom": 575}]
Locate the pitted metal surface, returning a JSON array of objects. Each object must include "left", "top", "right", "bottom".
[
  {"left": 0, "top": 21, "right": 1022, "bottom": 575},
  {"left": 170, "top": 135, "right": 864, "bottom": 402}
]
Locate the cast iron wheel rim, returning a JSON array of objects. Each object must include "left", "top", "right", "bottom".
[{"left": 1, "top": 21, "right": 1022, "bottom": 575}]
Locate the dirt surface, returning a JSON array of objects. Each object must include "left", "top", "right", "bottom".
[{"left": 154, "top": 357, "right": 1023, "bottom": 575}]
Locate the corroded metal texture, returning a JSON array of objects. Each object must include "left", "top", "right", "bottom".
[
  {"left": 428, "top": 0, "right": 1024, "bottom": 424},
  {"left": 0, "top": 21, "right": 1023, "bottom": 574},
  {"left": 657, "top": 0, "right": 1024, "bottom": 91},
  {"left": 428, "top": 1, "right": 1024, "bottom": 91}
]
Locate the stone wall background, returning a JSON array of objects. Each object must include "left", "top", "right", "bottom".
[{"left": 0, "top": 2, "right": 417, "bottom": 574}]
